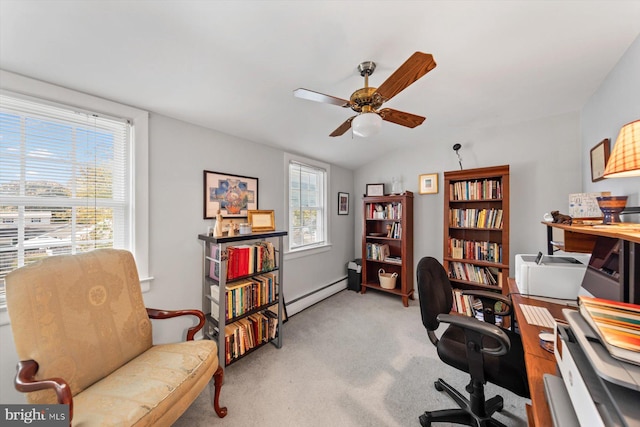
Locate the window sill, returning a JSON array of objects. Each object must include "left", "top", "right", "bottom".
[{"left": 285, "top": 243, "right": 332, "bottom": 261}]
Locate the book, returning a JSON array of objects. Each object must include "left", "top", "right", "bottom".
[
  {"left": 209, "top": 243, "right": 220, "bottom": 281},
  {"left": 578, "top": 296, "right": 640, "bottom": 365}
]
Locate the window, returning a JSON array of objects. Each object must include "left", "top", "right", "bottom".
[
  {"left": 287, "top": 155, "right": 329, "bottom": 252},
  {"left": 0, "top": 89, "right": 147, "bottom": 308}
]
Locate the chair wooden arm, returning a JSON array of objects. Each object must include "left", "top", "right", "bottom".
[
  {"left": 15, "top": 360, "right": 74, "bottom": 421},
  {"left": 146, "top": 308, "right": 205, "bottom": 341}
]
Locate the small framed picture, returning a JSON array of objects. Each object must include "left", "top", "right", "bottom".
[
  {"left": 419, "top": 173, "right": 438, "bottom": 194},
  {"left": 338, "top": 192, "right": 349, "bottom": 215},
  {"left": 366, "top": 183, "right": 385, "bottom": 197},
  {"left": 590, "top": 138, "right": 610, "bottom": 182},
  {"left": 247, "top": 210, "right": 275, "bottom": 232}
]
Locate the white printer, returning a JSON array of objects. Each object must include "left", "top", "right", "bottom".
[{"left": 515, "top": 252, "right": 590, "bottom": 300}]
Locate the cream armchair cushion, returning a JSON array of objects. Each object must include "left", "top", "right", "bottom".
[{"left": 6, "top": 249, "right": 226, "bottom": 426}]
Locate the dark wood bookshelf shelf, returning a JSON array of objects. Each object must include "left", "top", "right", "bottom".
[
  {"left": 361, "top": 191, "right": 414, "bottom": 307},
  {"left": 444, "top": 165, "right": 510, "bottom": 305}
]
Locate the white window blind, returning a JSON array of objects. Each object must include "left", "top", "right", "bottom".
[
  {"left": 0, "top": 93, "right": 131, "bottom": 304},
  {"left": 288, "top": 159, "right": 326, "bottom": 251}
]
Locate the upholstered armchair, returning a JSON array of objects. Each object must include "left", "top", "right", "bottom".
[{"left": 6, "top": 249, "right": 227, "bottom": 426}]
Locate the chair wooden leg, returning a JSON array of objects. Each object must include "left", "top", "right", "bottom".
[{"left": 212, "top": 365, "right": 227, "bottom": 418}]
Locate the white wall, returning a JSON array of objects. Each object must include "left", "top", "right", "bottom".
[
  {"left": 144, "top": 113, "right": 356, "bottom": 327},
  {"left": 354, "top": 112, "right": 582, "bottom": 276},
  {"left": 581, "top": 34, "right": 640, "bottom": 214}
]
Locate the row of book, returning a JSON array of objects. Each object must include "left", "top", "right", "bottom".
[
  {"left": 449, "top": 208, "right": 503, "bottom": 229},
  {"left": 365, "top": 243, "right": 390, "bottom": 261},
  {"left": 451, "top": 289, "right": 503, "bottom": 326},
  {"left": 449, "top": 179, "right": 503, "bottom": 201},
  {"left": 365, "top": 202, "right": 403, "bottom": 220},
  {"left": 448, "top": 261, "right": 500, "bottom": 287},
  {"left": 224, "top": 310, "right": 278, "bottom": 364},
  {"left": 386, "top": 222, "right": 402, "bottom": 238},
  {"left": 210, "top": 272, "right": 277, "bottom": 320},
  {"left": 209, "top": 241, "right": 276, "bottom": 281},
  {"left": 448, "top": 237, "right": 502, "bottom": 263}
]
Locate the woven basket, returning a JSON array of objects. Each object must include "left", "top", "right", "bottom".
[{"left": 378, "top": 269, "right": 398, "bottom": 289}]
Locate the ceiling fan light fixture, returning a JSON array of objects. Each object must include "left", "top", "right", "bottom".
[{"left": 352, "top": 112, "right": 382, "bottom": 138}]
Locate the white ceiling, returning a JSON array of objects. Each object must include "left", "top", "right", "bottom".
[{"left": 1, "top": 1, "right": 639, "bottom": 170}]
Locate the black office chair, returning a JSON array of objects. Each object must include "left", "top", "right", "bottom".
[{"left": 416, "top": 257, "right": 529, "bottom": 427}]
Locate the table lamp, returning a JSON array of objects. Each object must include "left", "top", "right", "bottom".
[
  {"left": 603, "top": 120, "right": 640, "bottom": 178},
  {"left": 598, "top": 120, "right": 640, "bottom": 223}
]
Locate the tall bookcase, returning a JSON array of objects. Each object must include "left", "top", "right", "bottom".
[
  {"left": 198, "top": 231, "right": 287, "bottom": 369},
  {"left": 443, "top": 165, "right": 510, "bottom": 297},
  {"left": 361, "top": 191, "right": 414, "bottom": 307}
]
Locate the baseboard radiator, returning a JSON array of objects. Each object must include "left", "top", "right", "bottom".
[{"left": 286, "top": 277, "right": 347, "bottom": 316}]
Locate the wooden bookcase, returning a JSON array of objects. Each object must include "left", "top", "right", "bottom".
[
  {"left": 198, "top": 231, "right": 286, "bottom": 369},
  {"left": 443, "top": 165, "right": 510, "bottom": 299},
  {"left": 360, "top": 191, "right": 414, "bottom": 306}
]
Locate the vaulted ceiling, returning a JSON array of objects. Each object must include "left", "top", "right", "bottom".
[{"left": 1, "top": 1, "right": 639, "bottom": 169}]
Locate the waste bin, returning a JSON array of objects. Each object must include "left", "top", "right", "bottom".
[{"left": 347, "top": 258, "right": 362, "bottom": 292}]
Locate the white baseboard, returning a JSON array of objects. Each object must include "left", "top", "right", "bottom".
[{"left": 286, "top": 279, "right": 347, "bottom": 316}]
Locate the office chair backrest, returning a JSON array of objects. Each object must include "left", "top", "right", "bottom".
[{"left": 417, "top": 257, "right": 453, "bottom": 331}]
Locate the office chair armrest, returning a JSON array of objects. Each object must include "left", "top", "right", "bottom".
[
  {"left": 461, "top": 290, "right": 514, "bottom": 317},
  {"left": 15, "top": 360, "right": 74, "bottom": 419},
  {"left": 146, "top": 308, "right": 206, "bottom": 341},
  {"left": 437, "top": 313, "right": 510, "bottom": 356}
]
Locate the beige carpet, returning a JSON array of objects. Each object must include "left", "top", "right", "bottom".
[{"left": 174, "top": 289, "right": 528, "bottom": 426}]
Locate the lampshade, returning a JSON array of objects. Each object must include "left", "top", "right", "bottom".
[
  {"left": 603, "top": 119, "right": 640, "bottom": 178},
  {"left": 352, "top": 112, "right": 382, "bottom": 138}
]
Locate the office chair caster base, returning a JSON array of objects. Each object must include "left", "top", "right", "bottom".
[{"left": 420, "top": 378, "right": 507, "bottom": 427}]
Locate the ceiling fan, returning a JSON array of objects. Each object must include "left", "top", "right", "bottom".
[{"left": 293, "top": 51, "right": 436, "bottom": 138}]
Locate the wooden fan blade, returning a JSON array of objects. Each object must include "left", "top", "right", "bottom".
[
  {"left": 330, "top": 116, "right": 355, "bottom": 137},
  {"left": 379, "top": 108, "right": 425, "bottom": 128},
  {"left": 293, "top": 88, "right": 351, "bottom": 108},
  {"left": 375, "top": 52, "right": 436, "bottom": 102}
]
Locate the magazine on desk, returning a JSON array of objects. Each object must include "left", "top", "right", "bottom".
[{"left": 578, "top": 296, "right": 640, "bottom": 365}]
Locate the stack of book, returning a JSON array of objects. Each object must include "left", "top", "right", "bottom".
[
  {"left": 449, "top": 208, "right": 503, "bottom": 229},
  {"left": 366, "top": 243, "right": 390, "bottom": 261},
  {"left": 578, "top": 296, "right": 640, "bottom": 365},
  {"left": 209, "top": 241, "right": 276, "bottom": 281},
  {"left": 447, "top": 237, "right": 502, "bottom": 263},
  {"left": 450, "top": 178, "right": 503, "bottom": 201},
  {"left": 210, "top": 272, "right": 277, "bottom": 320},
  {"left": 448, "top": 262, "right": 500, "bottom": 286},
  {"left": 223, "top": 311, "right": 278, "bottom": 364}
]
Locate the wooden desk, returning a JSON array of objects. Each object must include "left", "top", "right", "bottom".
[
  {"left": 508, "top": 278, "right": 575, "bottom": 427},
  {"left": 544, "top": 221, "right": 640, "bottom": 254}
]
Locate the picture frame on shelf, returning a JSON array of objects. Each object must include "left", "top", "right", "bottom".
[
  {"left": 204, "top": 170, "right": 258, "bottom": 219},
  {"left": 418, "top": 173, "right": 438, "bottom": 194},
  {"left": 366, "top": 183, "right": 385, "bottom": 197},
  {"left": 247, "top": 209, "right": 275, "bottom": 232},
  {"left": 590, "top": 138, "right": 610, "bottom": 182},
  {"left": 338, "top": 192, "right": 349, "bottom": 215}
]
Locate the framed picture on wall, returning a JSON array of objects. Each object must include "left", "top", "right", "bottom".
[
  {"left": 203, "top": 170, "right": 258, "bottom": 218},
  {"left": 590, "top": 138, "right": 610, "bottom": 182},
  {"left": 418, "top": 173, "right": 438, "bottom": 194},
  {"left": 338, "top": 192, "right": 349, "bottom": 215},
  {"left": 366, "top": 183, "right": 385, "bottom": 197}
]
